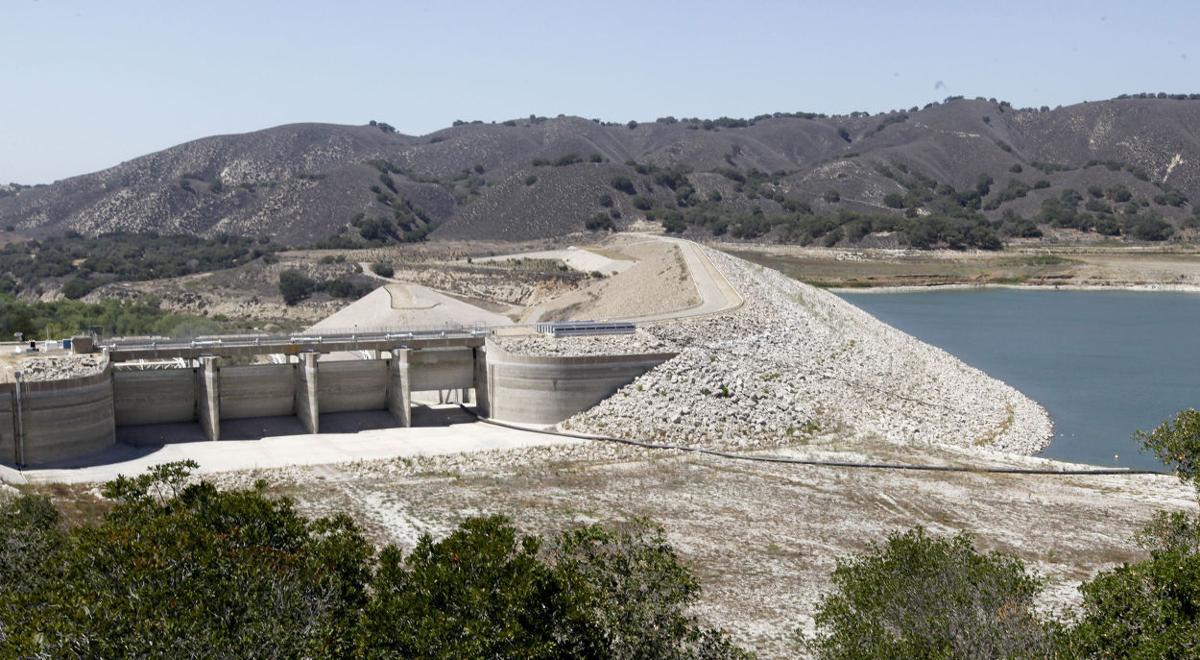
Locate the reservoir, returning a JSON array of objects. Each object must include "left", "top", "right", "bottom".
[{"left": 839, "top": 288, "right": 1200, "bottom": 470}]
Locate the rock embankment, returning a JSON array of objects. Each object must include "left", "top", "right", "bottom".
[
  {"left": 492, "top": 329, "right": 677, "bottom": 357},
  {"left": 563, "top": 248, "right": 1053, "bottom": 455},
  {"left": 15, "top": 356, "right": 106, "bottom": 382}
]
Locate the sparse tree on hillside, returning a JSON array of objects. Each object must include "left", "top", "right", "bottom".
[
  {"left": 371, "top": 261, "right": 394, "bottom": 278},
  {"left": 279, "top": 269, "right": 316, "bottom": 305}
]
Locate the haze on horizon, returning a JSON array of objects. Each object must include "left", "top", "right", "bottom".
[{"left": 2, "top": 0, "right": 1197, "bottom": 184}]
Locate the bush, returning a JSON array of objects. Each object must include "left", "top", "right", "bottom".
[
  {"left": 882, "top": 192, "right": 906, "bottom": 209},
  {"left": 585, "top": 214, "right": 615, "bottom": 232},
  {"left": 61, "top": 277, "right": 99, "bottom": 300},
  {"left": 632, "top": 196, "right": 655, "bottom": 211},
  {"left": 822, "top": 190, "right": 841, "bottom": 203},
  {"left": 0, "top": 464, "right": 747, "bottom": 658},
  {"left": 610, "top": 176, "right": 637, "bottom": 195},
  {"left": 803, "top": 528, "right": 1055, "bottom": 657},
  {"left": 524, "top": 175, "right": 538, "bottom": 186},
  {"left": 1127, "top": 214, "right": 1175, "bottom": 241},
  {"left": 1063, "top": 410, "right": 1200, "bottom": 655},
  {"left": 370, "top": 261, "right": 394, "bottom": 278},
  {"left": 279, "top": 269, "right": 316, "bottom": 305}
]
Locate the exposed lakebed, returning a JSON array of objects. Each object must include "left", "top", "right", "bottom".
[{"left": 840, "top": 288, "right": 1200, "bottom": 470}]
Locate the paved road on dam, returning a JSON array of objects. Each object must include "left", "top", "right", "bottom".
[{"left": 617, "top": 237, "right": 743, "bottom": 323}]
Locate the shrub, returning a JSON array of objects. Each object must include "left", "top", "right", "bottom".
[
  {"left": 1127, "top": 214, "right": 1175, "bottom": 241},
  {"left": 278, "top": 269, "right": 316, "bottom": 305},
  {"left": 632, "top": 196, "right": 654, "bottom": 211},
  {"left": 610, "top": 176, "right": 637, "bottom": 195},
  {"left": 524, "top": 175, "right": 538, "bottom": 186},
  {"left": 882, "top": 192, "right": 906, "bottom": 209},
  {"left": 822, "top": 190, "right": 841, "bottom": 203},
  {"left": 585, "top": 214, "right": 615, "bottom": 232},
  {"left": 1154, "top": 190, "right": 1188, "bottom": 207},
  {"left": 803, "top": 528, "right": 1055, "bottom": 657},
  {"left": 597, "top": 193, "right": 613, "bottom": 208},
  {"left": 0, "top": 464, "right": 750, "bottom": 658},
  {"left": 61, "top": 277, "right": 99, "bottom": 300},
  {"left": 371, "top": 261, "right": 394, "bottom": 278}
]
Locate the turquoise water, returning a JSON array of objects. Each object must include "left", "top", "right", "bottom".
[{"left": 838, "top": 289, "right": 1200, "bottom": 470}]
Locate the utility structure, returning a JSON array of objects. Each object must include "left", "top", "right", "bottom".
[{"left": 2, "top": 328, "right": 675, "bottom": 466}]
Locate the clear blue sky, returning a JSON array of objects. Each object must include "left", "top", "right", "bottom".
[{"left": 2, "top": 0, "right": 1197, "bottom": 183}]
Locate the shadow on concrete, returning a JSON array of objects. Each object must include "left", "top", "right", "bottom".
[{"left": 412, "top": 404, "right": 477, "bottom": 427}]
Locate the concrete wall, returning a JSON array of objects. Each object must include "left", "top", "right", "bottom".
[
  {"left": 406, "top": 348, "right": 476, "bottom": 392},
  {"left": 0, "top": 387, "right": 15, "bottom": 465},
  {"left": 484, "top": 339, "right": 676, "bottom": 426},
  {"left": 219, "top": 364, "right": 296, "bottom": 420},
  {"left": 113, "top": 368, "right": 197, "bottom": 426},
  {"left": 318, "top": 359, "right": 388, "bottom": 413},
  {"left": 1, "top": 368, "right": 116, "bottom": 465}
]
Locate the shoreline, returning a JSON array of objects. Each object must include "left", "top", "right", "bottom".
[{"left": 828, "top": 281, "right": 1200, "bottom": 294}]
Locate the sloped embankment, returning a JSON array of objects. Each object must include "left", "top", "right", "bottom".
[{"left": 563, "top": 248, "right": 1052, "bottom": 455}]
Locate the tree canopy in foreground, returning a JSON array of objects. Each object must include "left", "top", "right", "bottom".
[
  {"left": 0, "top": 461, "right": 747, "bottom": 658},
  {"left": 802, "top": 408, "right": 1200, "bottom": 658}
]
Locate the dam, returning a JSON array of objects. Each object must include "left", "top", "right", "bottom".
[{"left": 0, "top": 329, "right": 675, "bottom": 467}]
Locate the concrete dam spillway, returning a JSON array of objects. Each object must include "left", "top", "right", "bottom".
[{"left": 0, "top": 333, "right": 675, "bottom": 467}]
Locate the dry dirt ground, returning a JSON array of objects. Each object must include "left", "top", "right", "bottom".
[
  {"left": 729, "top": 243, "right": 1200, "bottom": 290},
  {"left": 17, "top": 431, "right": 1193, "bottom": 658},
  {"left": 518, "top": 237, "right": 702, "bottom": 322},
  {"left": 198, "top": 434, "right": 1193, "bottom": 658}
]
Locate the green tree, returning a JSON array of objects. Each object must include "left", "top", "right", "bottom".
[
  {"left": 371, "top": 261, "right": 395, "bottom": 278},
  {"left": 0, "top": 465, "right": 747, "bottom": 658},
  {"left": 803, "top": 528, "right": 1055, "bottom": 658},
  {"left": 0, "top": 462, "right": 371, "bottom": 657},
  {"left": 1138, "top": 408, "right": 1200, "bottom": 489},
  {"left": 278, "top": 269, "right": 316, "bottom": 305},
  {"left": 611, "top": 176, "right": 637, "bottom": 195},
  {"left": 1065, "top": 410, "right": 1200, "bottom": 656}
]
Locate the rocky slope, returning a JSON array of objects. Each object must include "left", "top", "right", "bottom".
[
  {"left": 2, "top": 97, "right": 1199, "bottom": 245},
  {"left": 562, "top": 248, "right": 1053, "bottom": 455}
]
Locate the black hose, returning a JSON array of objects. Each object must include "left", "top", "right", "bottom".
[{"left": 459, "top": 406, "right": 1172, "bottom": 477}]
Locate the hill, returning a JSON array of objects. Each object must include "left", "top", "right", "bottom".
[{"left": 2, "top": 95, "right": 1200, "bottom": 248}]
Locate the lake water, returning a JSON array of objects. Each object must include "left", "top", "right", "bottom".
[{"left": 838, "top": 288, "right": 1200, "bottom": 470}]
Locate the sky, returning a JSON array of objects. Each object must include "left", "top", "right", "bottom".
[{"left": 2, "top": 0, "right": 1197, "bottom": 184}]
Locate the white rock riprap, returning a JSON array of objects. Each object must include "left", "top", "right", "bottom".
[
  {"left": 14, "top": 356, "right": 106, "bottom": 382},
  {"left": 492, "top": 329, "right": 678, "bottom": 357},
  {"left": 563, "top": 248, "right": 1053, "bottom": 455}
]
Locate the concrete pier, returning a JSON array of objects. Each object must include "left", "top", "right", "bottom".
[
  {"left": 387, "top": 351, "right": 412, "bottom": 427},
  {"left": 296, "top": 353, "right": 319, "bottom": 434},
  {"left": 198, "top": 356, "right": 220, "bottom": 442}
]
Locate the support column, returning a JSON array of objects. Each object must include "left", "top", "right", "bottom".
[
  {"left": 198, "top": 356, "right": 220, "bottom": 442},
  {"left": 473, "top": 346, "right": 490, "bottom": 417},
  {"left": 296, "top": 352, "right": 319, "bottom": 434},
  {"left": 387, "top": 349, "right": 411, "bottom": 427}
]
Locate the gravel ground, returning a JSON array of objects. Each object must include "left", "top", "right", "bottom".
[
  {"left": 492, "top": 329, "right": 678, "bottom": 357},
  {"left": 564, "top": 248, "right": 1053, "bottom": 455},
  {"left": 13, "top": 355, "right": 106, "bottom": 382}
]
